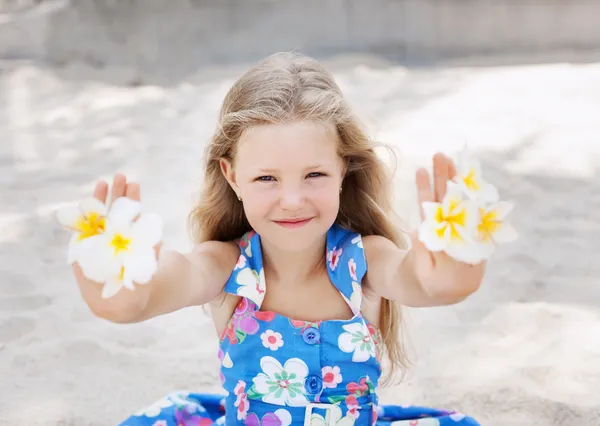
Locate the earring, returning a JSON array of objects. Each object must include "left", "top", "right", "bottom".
[
  {"left": 339, "top": 187, "right": 342, "bottom": 193},
  {"left": 237, "top": 194, "right": 242, "bottom": 201}
]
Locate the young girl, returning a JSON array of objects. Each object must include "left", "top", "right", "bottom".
[{"left": 74, "top": 52, "right": 483, "bottom": 425}]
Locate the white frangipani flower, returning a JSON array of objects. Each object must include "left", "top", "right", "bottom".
[
  {"left": 77, "top": 198, "right": 162, "bottom": 298},
  {"left": 418, "top": 181, "right": 482, "bottom": 264},
  {"left": 454, "top": 146, "right": 499, "bottom": 205},
  {"left": 475, "top": 201, "right": 518, "bottom": 258},
  {"left": 58, "top": 197, "right": 163, "bottom": 299},
  {"left": 55, "top": 198, "right": 108, "bottom": 264}
]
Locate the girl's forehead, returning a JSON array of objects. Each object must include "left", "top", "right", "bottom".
[{"left": 236, "top": 121, "right": 340, "bottom": 167}]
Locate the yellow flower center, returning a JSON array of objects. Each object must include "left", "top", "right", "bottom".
[
  {"left": 463, "top": 169, "right": 480, "bottom": 191},
  {"left": 76, "top": 212, "right": 106, "bottom": 241},
  {"left": 478, "top": 208, "right": 499, "bottom": 241},
  {"left": 111, "top": 234, "right": 131, "bottom": 255},
  {"left": 434, "top": 201, "right": 467, "bottom": 241}
]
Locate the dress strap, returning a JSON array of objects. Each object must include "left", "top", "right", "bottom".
[
  {"left": 223, "top": 225, "right": 367, "bottom": 313},
  {"left": 223, "top": 230, "right": 267, "bottom": 308},
  {"left": 325, "top": 224, "right": 367, "bottom": 316}
]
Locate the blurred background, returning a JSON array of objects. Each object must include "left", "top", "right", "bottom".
[{"left": 1, "top": 1, "right": 600, "bottom": 425}]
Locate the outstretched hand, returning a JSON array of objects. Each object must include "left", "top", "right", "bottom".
[{"left": 410, "top": 153, "right": 485, "bottom": 298}]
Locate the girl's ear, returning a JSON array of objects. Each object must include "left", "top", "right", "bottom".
[{"left": 220, "top": 158, "right": 240, "bottom": 196}]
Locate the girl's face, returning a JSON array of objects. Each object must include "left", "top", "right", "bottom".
[{"left": 221, "top": 121, "right": 345, "bottom": 251}]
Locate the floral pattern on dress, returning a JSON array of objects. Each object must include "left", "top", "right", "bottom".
[
  {"left": 245, "top": 409, "right": 292, "bottom": 426},
  {"left": 250, "top": 357, "right": 309, "bottom": 407},
  {"left": 261, "top": 330, "right": 284, "bottom": 351},
  {"left": 328, "top": 246, "right": 343, "bottom": 271},
  {"left": 236, "top": 267, "right": 266, "bottom": 307},
  {"left": 310, "top": 405, "right": 355, "bottom": 426},
  {"left": 234, "top": 381, "right": 250, "bottom": 420},
  {"left": 338, "top": 322, "right": 377, "bottom": 362},
  {"left": 321, "top": 366, "right": 343, "bottom": 389}
]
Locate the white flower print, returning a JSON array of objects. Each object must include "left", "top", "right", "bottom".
[
  {"left": 351, "top": 234, "right": 363, "bottom": 248},
  {"left": 234, "top": 380, "right": 249, "bottom": 420},
  {"left": 235, "top": 255, "right": 247, "bottom": 270},
  {"left": 261, "top": 329, "right": 284, "bottom": 351},
  {"left": 133, "top": 397, "right": 174, "bottom": 417},
  {"left": 151, "top": 421, "right": 167, "bottom": 426},
  {"left": 449, "top": 413, "right": 466, "bottom": 421},
  {"left": 274, "top": 409, "right": 292, "bottom": 426},
  {"left": 348, "top": 258, "right": 357, "bottom": 281},
  {"left": 310, "top": 405, "right": 355, "bottom": 426},
  {"left": 222, "top": 352, "right": 233, "bottom": 368},
  {"left": 321, "top": 366, "right": 343, "bottom": 389},
  {"left": 349, "top": 281, "right": 362, "bottom": 312},
  {"left": 252, "top": 356, "right": 309, "bottom": 406},
  {"left": 235, "top": 267, "right": 266, "bottom": 306},
  {"left": 338, "top": 322, "right": 376, "bottom": 362},
  {"left": 328, "top": 246, "right": 342, "bottom": 271}
]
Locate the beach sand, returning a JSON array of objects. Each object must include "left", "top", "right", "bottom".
[{"left": 1, "top": 54, "right": 599, "bottom": 425}]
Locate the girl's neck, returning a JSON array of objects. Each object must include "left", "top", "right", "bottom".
[{"left": 261, "top": 235, "right": 327, "bottom": 287}]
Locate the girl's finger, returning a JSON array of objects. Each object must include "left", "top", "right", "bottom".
[
  {"left": 125, "top": 182, "right": 141, "bottom": 202},
  {"left": 416, "top": 167, "right": 434, "bottom": 221},
  {"left": 433, "top": 153, "right": 449, "bottom": 202},
  {"left": 93, "top": 181, "right": 109, "bottom": 204},
  {"left": 110, "top": 174, "right": 127, "bottom": 205}
]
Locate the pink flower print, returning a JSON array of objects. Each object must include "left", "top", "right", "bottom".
[
  {"left": 372, "top": 407, "right": 378, "bottom": 425},
  {"left": 234, "top": 380, "right": 250, "bottom": 420},
  {"left": 151, "top": 421, "right": 167, "bottom": 426},
  {"left": 261, "top": 330, "right": 284, "bottom": 351},
  {"left": 348, "top": 258, "right": 357, "bottom": 280},
  {"left": 255, "top": 310, "right": 276, "bottom": 322},
  {"left": 235, "top": 255, "right": 247, "bottom": 270},
  {"left": 321, "top": 366, "right": 343, "bottom": 389},
  {"left": 328, "top": 246, "right": 342, "bottom": 271},
  {"left": 345, "top": 395, "right": 360, "bottom": 419},
  {"left": 346, "top": 378, "right": 369, "bottom": 396}
]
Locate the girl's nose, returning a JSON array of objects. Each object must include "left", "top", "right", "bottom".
[{"left": 279, "top": 185, "right": 305, "bottom": 211}]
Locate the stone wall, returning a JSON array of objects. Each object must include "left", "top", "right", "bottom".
[{"left": 2, "top": 0, "right": 600, "bottom": 81}]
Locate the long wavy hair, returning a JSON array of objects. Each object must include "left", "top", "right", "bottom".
[{"left": 189, "top": 52, "right": 410, "bottom": 383}]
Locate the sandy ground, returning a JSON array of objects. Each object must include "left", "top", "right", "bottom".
[{"left": 1, "top": 54, "right": 600, "bottom": 425}]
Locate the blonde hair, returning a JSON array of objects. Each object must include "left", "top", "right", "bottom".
[{"left": 189, "top": 52, "right": 410, "bottom": 383}]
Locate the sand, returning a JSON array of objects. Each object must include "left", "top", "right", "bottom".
[{"left": 1, "top": 54, "right": 600, "bottom": 425}]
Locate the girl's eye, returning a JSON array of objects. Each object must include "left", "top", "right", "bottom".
[
  {"left": 257, "top": 175, "right": 275, "bottom": 182},
  {"left": 306, "top": 172, "right": 325, "bottom": 178}
]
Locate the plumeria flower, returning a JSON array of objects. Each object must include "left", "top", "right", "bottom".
[
  {"left": 476, "top": 201, "right": 518, "bottom": 258},
  {"left": 418, "top": 181, "right": 482, "bottom": 264},
  {"left": 454, "top": 146, "right": 499, "bottom": 205},
  {"left": 55, "top": 198, "right": 108, "bottom": 264},
  {"left": 75, "top": 197, "right": 163, "bottom": 298}
]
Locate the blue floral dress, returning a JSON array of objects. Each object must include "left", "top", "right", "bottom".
[{"left": 120, "top": 224, "right": 480, "bottom": 426}]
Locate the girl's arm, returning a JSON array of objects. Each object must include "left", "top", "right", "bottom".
[
  {"left": 363, "top": 235, "right": 483, "bottom": 307},
  {"left": 76, "top": 241, "right": 240, "bottom": 324},
  {"left": 362, "top": 153, "right": 486, "bottom": 307}
]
